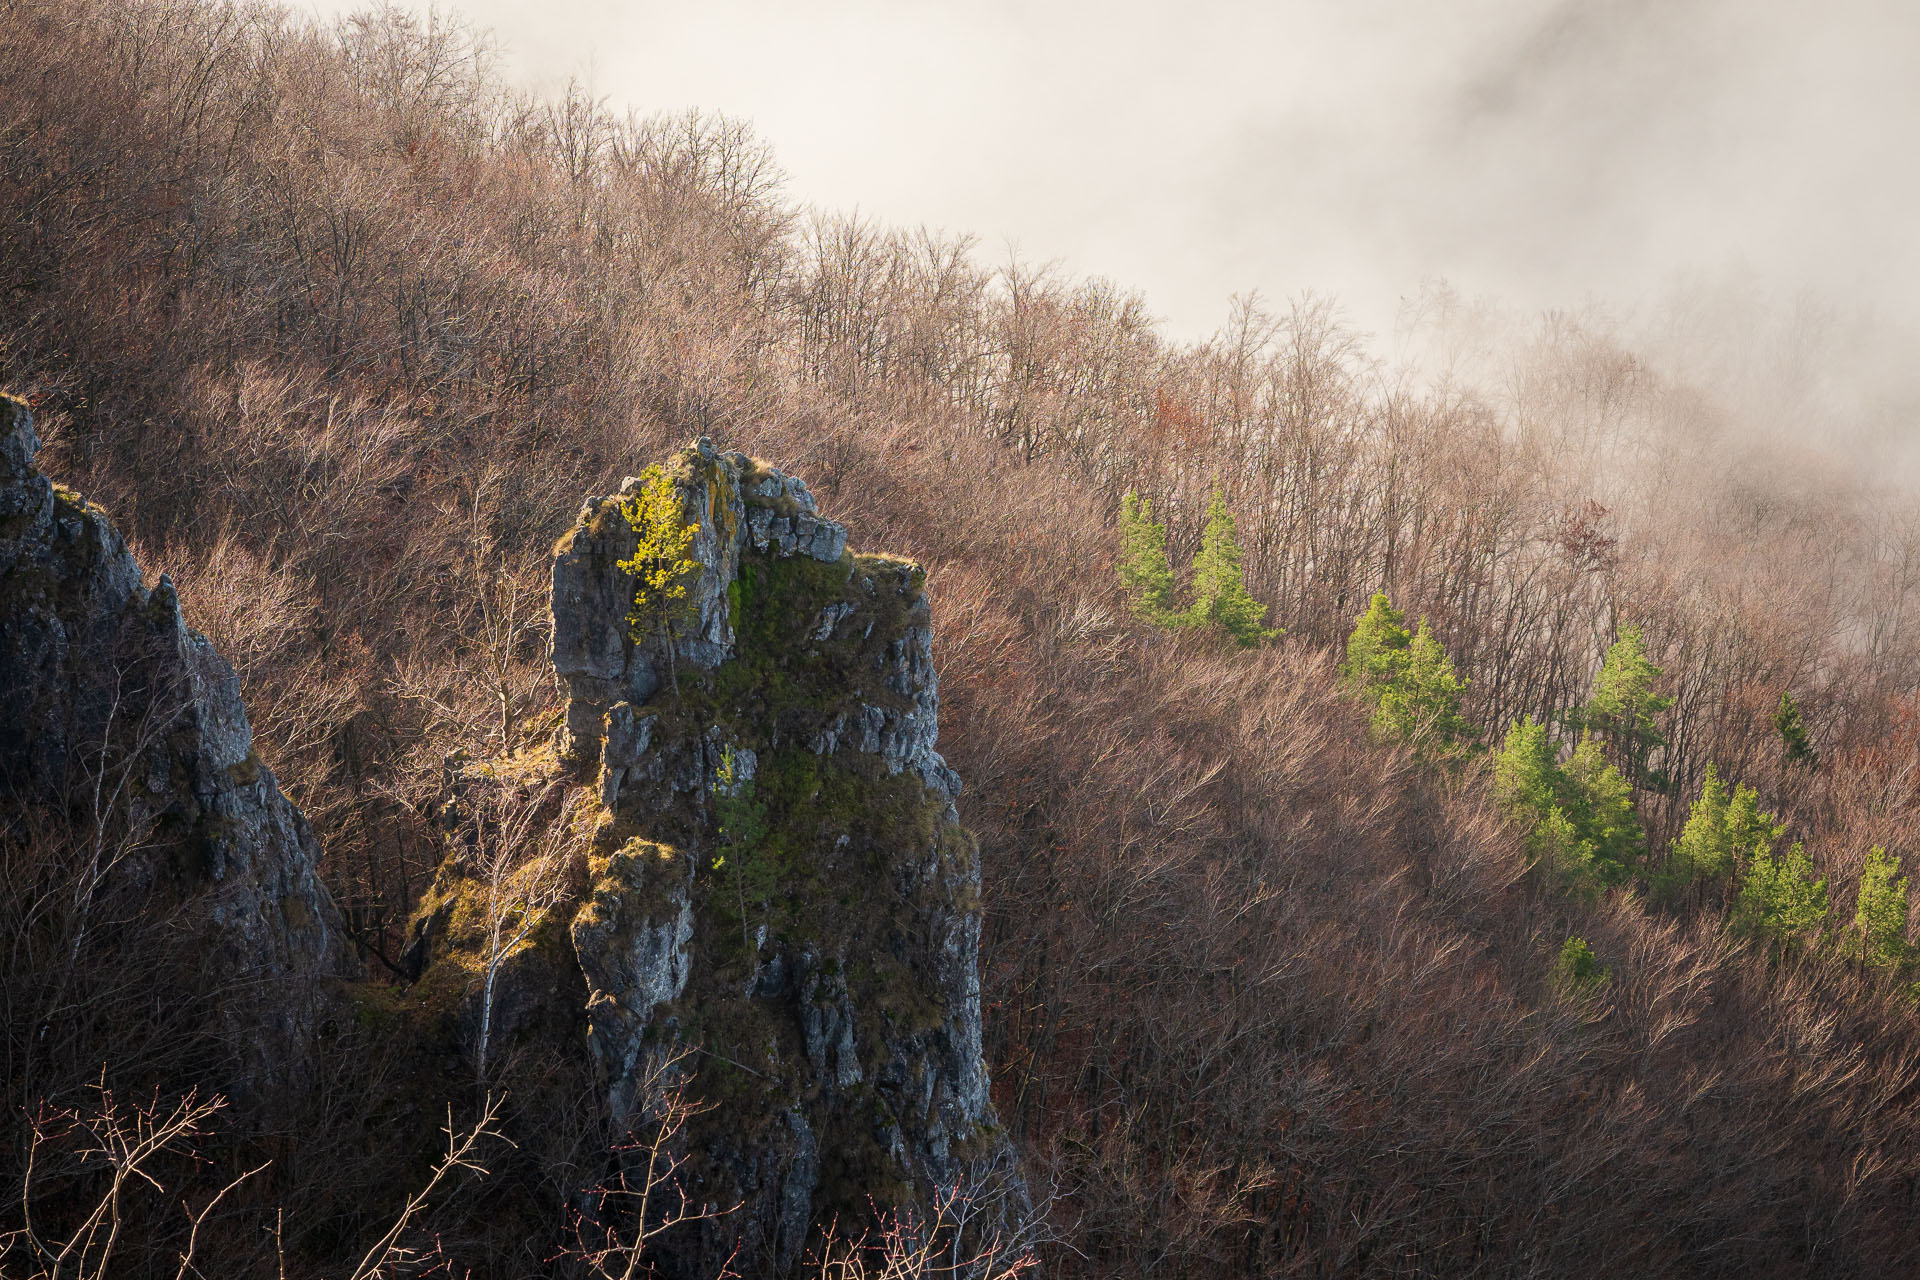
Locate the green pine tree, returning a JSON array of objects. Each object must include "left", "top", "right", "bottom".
[
  {"left": 1117, "top": 491, "right": 1179, "bottom": 625},
  {"left": 1581, "top": 625, "right": 1674, "bottom": 789},
  {"left": 1341, "top": 593, "right": 1412, "bottom": 694},
  {"left": 1561, "top": 734, "right": 1641, "bottom": 877},
  {"left": 1731, "top": 839, "right": 1828, "bottom": 950},
  {"left": 1551, "top": 935, "right": 1610, "bottom": 996},
  {"left": 1531, "top": 805, "right": 1601, "bottom": 898},
  {"left": 1660, "top": 764, "right": 1785, "bottom": 906},
  {"left": 1773, "top": 691, "right": 1818, "bottom": 769},
  {"left": 1492, "top": 718, "right": 1641, "bottom": 893},
  {"left": 1724, "top": 782, "right": 1786, "bottom": 870},
  {"left": 1661, "top": 763, "right": 1733, "bottom": 899},
  {"left": 1492, "top": 717, "right": 1561, "bottom": 820},
  {"left": 1184, "top": 489, "right": 1278, "bottom": 646},
  {"left": 1343, "top": 597, "right": 1472, "bottom": 757},
  {"left": 1376, "top": 620, "right": 1474, "bottom": 755},
  {"left": 1854, "top": 845, "right": 1911, "bottom": 970}
]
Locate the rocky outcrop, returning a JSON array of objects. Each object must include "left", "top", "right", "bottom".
[
  {"left": 412, "top": 439, "right": 1018, "bottom": 1276},
  {"left": 0, "top": 395, "right": 349, "bottom": 1077}
]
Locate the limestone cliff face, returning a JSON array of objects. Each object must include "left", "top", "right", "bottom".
[
  {"left": 0, "top": 396, "right": 349, "bottom": 1071},
  {"left": 418, "top": 439, "right": 1016, "bottom": 1275}
]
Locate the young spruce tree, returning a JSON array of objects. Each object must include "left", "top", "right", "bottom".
[
  {"left": 1551, "top": 935, "right": 1610, "bottom": 997},
  {"left": 1492, "top": 718, "right": 1597, "bottom": 891},
  {"left": 1731, "top": 840, "right": 1828, "bottom": 952},
  {"left": 1341, "top": 594, "right": 1470, "bottom": 755},
  {"left": 1581, "top": 624, "right": 1673, "bottom": 790},
  {"left": 1117, "top": 491, "right": 1179, "bottom": 624},
  {"left": 1342, "top": 593, "right": 1410, "bottom": 687},
  {"left": 1184, "top": 489, "right": 1277, "bottom": 646},
  {"left": 1379, "top": 620, "right": 1473, "bottom": 755},
  {"left": 1773, "top": 691, "right": 1818, "bottom": 769},
  {"left": 1491, "top": 717, "right": 1641, "bottom": 891},
  {"left": 1660, "top": 764, "right": 1785, "bottom": 905},
  {"left": 1562, "top": 734, "right": 1642, "bottom": 872},
  {"left": 1662, "top": 763, "right": 1732, "bottom": 899},
  {"left": 1854, "top": 845, "right": 1911, "bottom": 970}
]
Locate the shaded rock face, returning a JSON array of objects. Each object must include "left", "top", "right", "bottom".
[
  {"left": 0, "top": 396, "right": 349, "bottom": 1078},
  {"left": 533, "top": 441, "right": 1015, "bottom": 1274}
]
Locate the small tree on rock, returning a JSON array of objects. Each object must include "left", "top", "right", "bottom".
[
  {"left": 472, "top": 783, "right": 572, "bottom": 1082},
  {"left": 712, "top": 746, "right": 773, "bottom": 961},
  {"left": 617, "top": 465, "right": 699, "bottom": 695}
]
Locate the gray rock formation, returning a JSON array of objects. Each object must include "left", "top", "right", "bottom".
[
  {"left": 0, "top": 395, "right": 350, "bottom": 1078},
  {"left": 418, "top": 439, "right": 1019, "bottom": 1276}
]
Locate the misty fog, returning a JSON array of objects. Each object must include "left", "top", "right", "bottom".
[{"left": 305, "top": 0, "right": 1920, "bottom": 468}]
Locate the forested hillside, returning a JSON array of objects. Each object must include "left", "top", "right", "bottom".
[{"left": 5, "top": 1, "right": 1920, "bottom": 1276}]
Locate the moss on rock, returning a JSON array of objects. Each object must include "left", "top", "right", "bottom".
[{"left": 413, "top": 441, "right": 1015, "bottom": 1277}]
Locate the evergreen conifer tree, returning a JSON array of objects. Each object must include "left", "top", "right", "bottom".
[
  {"left": 1732, "top": 840, "right": 1828, "bottom": 950},
  {"left": 1494, "top": 719, "right": 1592, "bottom": 890},
  {"left": 1531, "top": 806, "right": 1601, "bottom": 897},
  {"left": 1551, "top": 935, "right": 1609, "bottom": 995},
  {"left": 1492, "top": 718, "right": 1642, "bottom": 891},
  {"left": 1378, "top": 621, "right": 1473, "bottom": 753},
  {"left": 1341, "top": 593, "right": 1411, "bottom": 693},
  {"left": 1561, "top": 734, "right": 1641, "bottom": 876},
  {"left": 1660, "top": 765, "right": 1785, "bottom": 904},
  {"left": 1854, "top": 845, "right": 1911, "bottom": 969},
  {"left": 1724, "top": 782, "right": 1786, "bottom": 869},
  {"left": 1117, "top": 491, "right": 1179, "bottom": 625},
  {"left": 1492, "top": 717, "right": 1560, "bottom": 820},
  {"left": 1342, "top": 597, "right": 1472, "bottom": 756},
  {"left": 1581, "top": 625, "right": 1673, "bottom": 789},
  {"left": 1184, "top": 489, "right": 1277, "bottom": 646},
  {"left": 1663, "top": 763, "right": 1733, "bottom": 898},
  {"left": 1773, "top": 691, "right": 1818, "bottom": 769}
]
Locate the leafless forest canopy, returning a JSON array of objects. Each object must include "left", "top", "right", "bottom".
[{"left": 6, "top": 0, "right": 1920, "bottom": 1275}]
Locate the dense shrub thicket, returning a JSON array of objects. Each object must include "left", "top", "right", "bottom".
[{"left": 6, "top": 1, "right": 1920, "bottom": 1275}]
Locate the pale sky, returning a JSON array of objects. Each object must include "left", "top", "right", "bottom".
[{"left": 307, "top": 0, "right": 1920, "bottom": 356}]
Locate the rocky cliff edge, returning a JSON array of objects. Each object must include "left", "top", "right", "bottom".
[
  {"left": 408, "top": 438, "right": 1021, "bottom": 1275},
  {"left": 0, "top": 395, "right": 349, "bottom": 1082}
]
